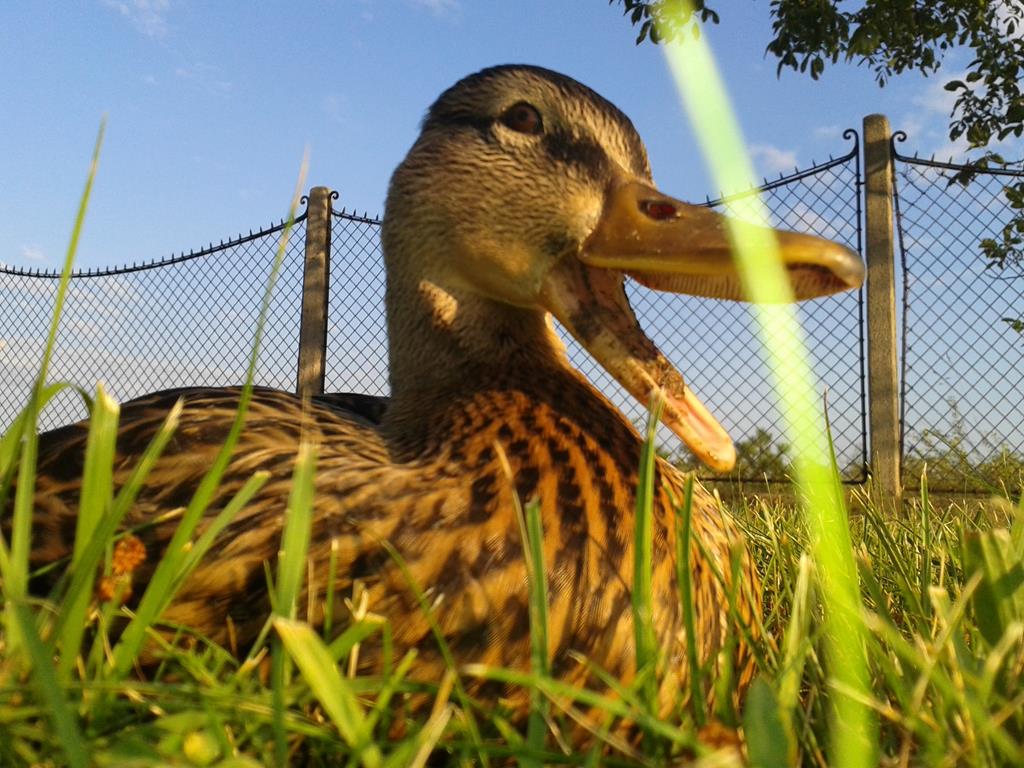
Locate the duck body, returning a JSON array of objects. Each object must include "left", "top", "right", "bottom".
[
  {"left": 31, "top": 376, "right": 753, "bottom": 713},
  {"left": 20, "top": 64, "right": 863, "bottom": 721}
]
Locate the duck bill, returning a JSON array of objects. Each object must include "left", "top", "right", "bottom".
[
  {"left": 540, "top": 175, "right": 864, "bottom": 473},
  {"left": 579, "top": 177, "right": 864, "bottom": 302},
  {"left": 539, "top": 256, "right": 737, "bottom": 473}
]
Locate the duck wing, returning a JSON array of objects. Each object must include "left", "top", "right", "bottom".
[{"left": 313, "top": 391, "right": 388, "bottom": 425}]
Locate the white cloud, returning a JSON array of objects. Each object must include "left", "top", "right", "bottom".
[
  {"left": 912, "top": 73, "right": 962, "bottom": 118},
  {"left": 20, "top": 245, "right": 47, "bottom": 263},
  {"left": 410, "top": 0, "right": 459, "bottom": 15},
  {"left": 749, "top": 143, "right": 799, "bottom": 176},
  {"left": 814, "top": 124, "right": 842, "bottom": 141},
  {"left": 322, "top": 93, "right": 348, "bottom": 125},
  {"left": 103, "top": 0, "right": 170, "bottom": 38},
  {"left": 175, "top": 63, "right": 232, "bottom": 94}
]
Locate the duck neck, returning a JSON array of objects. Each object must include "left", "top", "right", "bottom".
[{"left": 384, "top": 270, "right": 571, "bottom": 417}]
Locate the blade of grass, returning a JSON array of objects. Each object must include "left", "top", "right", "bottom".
[
  {"left": 273, "top": 441, "right": 317, "bottom": 766},
  {"left": 4, "top": 123, "right": 106, "bottom": 654},
  {"left": 776, "top": 553, "right": 815, "bottom": 764},
  {"left": 274, "top": 617, "right": 382, "bottom": 768},
  {"left": 51, "top": 398, "right": 183, "bottom": 647},
  {"left": 495, "top": 441, "right": 550, "bottom": 764},
  {"left": 55, "top": 384, "right": 119, "bottom": 680},
  {"left": 463, "top": 663, "right": 698, "bottom": 749},
  {"left": 672, "top": 474, "right": 704, "bottom": 726},
  {"left": 632, "top": 397, "right": 661, "bottom": 717},
  {"left": 0, "top": 381, "right": 83, "bottom": 582},
  {"left": 659, "top": 9, "right": 874, "bottom": 765},
  {"left": 109, "top": 154, "right": 308, "bottom": 679},
  {"left": 275, "top": 442, "right": 317, "bottom": 619},
  {"left": 10, "top": 601, "right": 89, "bottom": 768},
  {"left": 380, "top": 540, "right": 489, "bottom": 768},
  {"left": 521, "top": 498, "right": 550, "bottom": 763}
]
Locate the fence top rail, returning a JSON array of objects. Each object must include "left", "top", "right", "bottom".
[
  {"left": 891, "top": 130, "right": 1024, "bottom": 178},
  {"left": 330, "top": 204, "right": 382, "bottom": 226},
  {"left": 705, "top": 129, "right": 859, "bottom": 207},
  {"left": 0, "top": 210, "right": 309, "bottom": 280},
  {"left": 325, "top": 132, "right": 860, "bottom": 225}
]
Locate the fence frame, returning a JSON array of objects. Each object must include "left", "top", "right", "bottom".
[
  {"left": 863, "top": 114, "right": 903, "bottom": 501},
  {"left": 296, "top": 186, "right": 334, "bottom": 397}
]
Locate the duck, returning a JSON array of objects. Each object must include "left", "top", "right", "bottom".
[{"left": 23, "top": 65, "right": 863, "bottom": 722}]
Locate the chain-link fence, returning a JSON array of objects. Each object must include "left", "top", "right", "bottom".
[
  {"left": 325, "top": 209, "right": 387, "bottom": 397},
  {"left": 322, "top": 137, "right": 868, "bottom": 483},
  {"left": 8, "top": 123, "right": 1023, "bottom": 492},
  {"left": 0, "top": 217, "right": 307, "bottom": 432},
  {"left": 893, "top": 138, "right": 1024, "bottom": 492},
  {"left": 3, "top": 138, "right": 868, "bottom": 484}
]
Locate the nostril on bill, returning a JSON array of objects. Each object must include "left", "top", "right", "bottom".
[{"left": 640, "top": 199, "right": 678, "bottom": 221}]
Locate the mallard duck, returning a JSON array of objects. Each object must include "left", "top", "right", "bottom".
[{"left": 23, "top": 65, "right": 862, "bottom": 719}]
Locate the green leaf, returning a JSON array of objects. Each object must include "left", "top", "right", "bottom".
[
  {"left": 56, "top": 383, "right": 119, "bottom": 680},
  {"left": 274, "top": 618, "right": 382, "bottom": 766},
  {"left": 743, "top": 678, "right": 790, "bottom": 768},
  {"left": 276, "top": 442, "right": 318, "bottom": 619},
  {"left": 631, "top": 396, "right": 661, "bottom": 716},
  {"left": 962, "top": 529, "right": 1024, "bottom": 647}
]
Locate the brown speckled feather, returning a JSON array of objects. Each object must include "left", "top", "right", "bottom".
[{"left": 29, "top": 375, "right": 757, "bottom": 717}]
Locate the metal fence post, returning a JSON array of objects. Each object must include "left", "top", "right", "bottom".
[
  {"left": 296, "top": 186, "right": 332, "bottom": 397},
  {"left": 863, "top": 115, "right": 902, "bottom": 502}
]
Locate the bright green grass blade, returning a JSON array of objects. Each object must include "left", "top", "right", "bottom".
[
  {"left": 274, "top": 617, "right": 382, "bottom": 767},
  {"left": 659, "top": 9, "right": 874, "bottom": 765},
  {"left": 51, "top": 398, "right": 182, "bottom": 648},
  {"left": 672, "top": 474, "right": 704, "bottom": 726},
  {"left": 381, "top": 540, "right": 489, "bottom": 767},
  {"left": 328, "top": 617, "right": 387, "bottom": 664},
  {"left": 275, "top": 442, "right": 317, "bottom": 619},
  {"left": 919, "top": 465, "right": 933, "bottom": 620},
  {"left": 0, "top": 382, "right": 83, "bottom": 479},
  {"left": 776, "top": 553, "right": 815, "bottom": 763},
  {"left": 272, "top": 440, "right": 316, "bottom": 766},
  {"left": 1012, "top": 489, "right": 1024, "bottom": 558},
  {"left": 55, "top": 384, "right": 119, "bottom": 680},
  {"left": 522, "top": 499, "right": 550, "bottom": 677},
  {"left": 463, "top": 663, "right": 698, "bottom": 750},
  {"left": 11, "top": 600, "right": 89, "bottom": 768},
  {"left": 496, "top": 440, "right": 550, "bottom": 762},
  {"left": 0, "top": 381, "right": 82, "bottom": 582},
  {"left": 392, "top": 701, "right": 452, "bottom": 768},
  {"left": 179, "top": 471, "right": 270, "bottom": 583},
  {"left": 520, "top": 497, "right": 550, "bottom": 764},
  {"left": 5, "top": 124, "right": 105, "bottom": 654},
  {"left": 359, "top": 649, "right": 418, "bottom": 746},
  {"left": 631, "top": 398, "right": 661, "bottom": 717},
  {"left": 743, "top": 678, "right": 789, "bottom": 768},
  {"left": 73, "top": 384, "right": 119, "bottom": 563},
  {"left": 109, "top": 156, "right": 307, "bottom": 680},
  {"left": 108, "top": 466, "right": 268, "bottom": 675}
]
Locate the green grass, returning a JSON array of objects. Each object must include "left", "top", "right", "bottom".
[
  {"left": 3, "top": 120, "right": 1024, "bottom": 767},
  {"left": 3, "top": 401, "right": 1022, "bottom": 765}
]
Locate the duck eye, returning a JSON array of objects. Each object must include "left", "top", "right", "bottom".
[{"left": 499, "top": 102, "right": 543, "bottom": 135}]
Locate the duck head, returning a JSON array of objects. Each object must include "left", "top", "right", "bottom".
[{"left": 383, "top": 65, "right": 863, "bottom": 472}]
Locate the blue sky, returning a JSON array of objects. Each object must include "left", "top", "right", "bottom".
[{"left": 1, "top": 0, "right": 970, "bottom": 272}]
